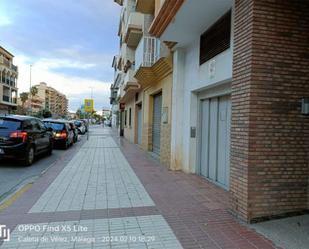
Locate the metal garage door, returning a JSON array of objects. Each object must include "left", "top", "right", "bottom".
[
  {"left": 137, "top": 106, "right": 142, "bottom": 145},
  {"left": 200, "top": 95, "right": 231, "bottom": 189},
  {"left": 152, "top": 93, "right": 162, "bottom": 155}
]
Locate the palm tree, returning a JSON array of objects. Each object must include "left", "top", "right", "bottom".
[
  {"left": 30, "top": 86, "right": 38, "bottom": 97},
  {"left": 20, "top": 92, "right": 29, "bottom": 108}
]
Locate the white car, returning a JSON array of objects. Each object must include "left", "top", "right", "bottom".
[{"left": 74, "top": 120, "right": 86, "bottom": 134}]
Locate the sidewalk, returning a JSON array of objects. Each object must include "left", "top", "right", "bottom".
[{"left": 0, "top": 126, "right": 277, "bottom": 249}]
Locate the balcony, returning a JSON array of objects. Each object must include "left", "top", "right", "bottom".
[
  {"left": 136, "top": 0, "right": 155, "bottom": 14},
  {"left": 120, "top": 69, "right": 139, "bottom": 103},
  {"left": 124, "top": 69, "right": 139, "bottom": 91},
  {"left": 124, "top": 12, "right": 143, "bottom": 47},
  {"left": 134, "top": 36, "right": 172, "bottom": 88},
  {"left": 135, "top": 36, "right": 158, "bottom": 69},
  {"left": 121, "top": 43, "right": 135, "bottom": 64},
  {"left": 0, "top": 56, "right": 18, "bottom": 72}
]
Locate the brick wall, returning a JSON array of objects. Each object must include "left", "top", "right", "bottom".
[{"left": 231, "top": 0, "right": 309, "bottom": 222}]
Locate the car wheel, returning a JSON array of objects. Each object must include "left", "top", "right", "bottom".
[{"left": 24, "top": 146, "right": 35, "bottom": 166}]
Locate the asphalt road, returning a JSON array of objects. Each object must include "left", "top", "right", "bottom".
[{"left": 0, "top": 142, "right": 78, "bottom": 203}]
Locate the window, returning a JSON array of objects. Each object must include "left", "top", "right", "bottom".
[
  {"left": 44, "top": 122, "right": 65, "bottom": 131},
  {"left": 23, "top": 120, "right": 33, "bottom": 131},
  {"left": 37, "top": 120, "right": 47, "bottom": 131},
  {"left": 31, "top": 120, "right": 41, "bottom": 131},
  {"left": 200, "top": 10, "right": 231, "bottom": 65},
  {"left": 129, "top": 108, "right": 132, "bottom": 127},
  {"left": 0, "top": 118, "right": 22, "bottom": 130}
]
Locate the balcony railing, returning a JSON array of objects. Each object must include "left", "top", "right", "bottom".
[{"left": 135, "top": 36, "right": 160, "bottom": 69}]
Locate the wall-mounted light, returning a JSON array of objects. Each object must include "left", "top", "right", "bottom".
[{"left": 301, "top": 98, "right": 309, "bottom": 115}]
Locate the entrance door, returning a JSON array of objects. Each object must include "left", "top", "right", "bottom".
[
  {"left": 152, "top": 93, "right": 162, "bottom": 155},
  {"left": 200, "top": 95, "right": 231, "bottom": 189},
  {"left": 137, "top": 105, "right": 142, "bottom": 145}
]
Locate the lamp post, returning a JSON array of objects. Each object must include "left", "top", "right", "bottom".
[
  {"left": 29, "top": 65, "right": 32, "bottom": 115},
  {"left": 87, "top": 86, "right": 94, "bottom": 140}
]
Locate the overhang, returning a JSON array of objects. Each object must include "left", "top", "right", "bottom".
[
  {"left": 136, "top": 0, "right": 155, "bottom": 14},
  {"left": 134, "top": 57, "right": 172, "bottom": 89},
  {"left": 160, "top": 0, "right": 232, "bottom": 48}
]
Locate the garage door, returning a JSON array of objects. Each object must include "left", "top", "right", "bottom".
[
  {"left": 200, "top": 95, "right": 231, "bottom": 189},
  {"left": 152, "top": 93, "right": 162, "bottom": 155},
  {"left": 137, "top": 106, "right": 142, "bottom": 145}
]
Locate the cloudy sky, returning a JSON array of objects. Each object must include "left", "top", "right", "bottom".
[{"left": 0, "top": 0, "right": 120, "bottom": 112}]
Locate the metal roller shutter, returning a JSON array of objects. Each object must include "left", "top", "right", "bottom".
[
  {"left": 152, "top": 93, "right": 162, "bottom": 155},
  {"left": 137, "top": 107, "right": 142, "bottom": 145}
]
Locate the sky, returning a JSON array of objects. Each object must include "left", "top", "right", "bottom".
[{"left": 0, "top": 0, "right": 121, "bottom": 112}]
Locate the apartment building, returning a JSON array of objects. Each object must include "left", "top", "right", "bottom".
[
  {"left": 17, "top": 94, "right": 44, "bottom": 113},
  {"left": 145, "top": 0, "right": 309, "bottom": 223},
  {"left": 112, "top": 0, "right": 173, "bottom": 167},
  {"left": 0, "top": 46, "right": 18, "bottom": 114},
  {"left": 35, "top": 82, "right": 68, "bottom": 117}
]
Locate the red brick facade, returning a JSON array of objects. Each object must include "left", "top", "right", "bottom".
[{"left": 231, "top": 0, "right": 309, "bottom": 222}]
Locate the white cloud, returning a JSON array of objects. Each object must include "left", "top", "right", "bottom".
[
  {"left": 0, "top": 15, "right": 12, "bottom": 26},
  {"left": 14, "top": 54, "right": 111, "bottom": 111}
]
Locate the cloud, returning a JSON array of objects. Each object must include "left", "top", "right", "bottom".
[
  {"left": 0, "top": 0, "right": 121, "bottom": 112},
  {"left": 15, "top": 54, "right": 111, "bottom": 112},
  {"left": 0, "top": 15, "right": 12, "bottom": 26}
]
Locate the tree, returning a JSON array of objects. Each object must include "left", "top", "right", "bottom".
[
  {"left": 42, "top": 109, "right": 52, "bottom": 118},
  {"left": 20, "top": 92, "right": 29, "bottom": 108},
  {"left": 30, "top": 86, "right": 38, "bottom": 97},
  {"left": 34, "top": 109, "right": 52, "bottom": 118}
]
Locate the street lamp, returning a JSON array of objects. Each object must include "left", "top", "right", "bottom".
[{"left": 29, "top": 65, "right": 32, "bottom": 115}]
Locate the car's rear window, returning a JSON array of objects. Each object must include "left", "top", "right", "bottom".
[
  {"left": 0, "top": 118, "right": 22, "bottom": 130},
  {"left": 44, "top": 122, "right": 65, "bottom": 131},
  {"left": 74, "top": 121, "right": 82, "bottom": 127}
]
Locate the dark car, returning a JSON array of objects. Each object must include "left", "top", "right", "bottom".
[
  {"left": 43, "top": 119, "right": 74, "bottom": 149},
  {"left": 68, "top": 121, "right": 78, "bottom": 143},
  {"left": 0, "top": 115, "right": 53, "bottom": 166}
]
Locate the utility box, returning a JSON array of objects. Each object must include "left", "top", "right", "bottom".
[{"left": 301, "top": 98, "right": 309, "bottom": 115}]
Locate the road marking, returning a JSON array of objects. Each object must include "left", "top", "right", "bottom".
[{"left": 0, "top": 184, "right": 32, "bottom": 211}]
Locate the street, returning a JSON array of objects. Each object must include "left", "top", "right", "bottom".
[{"left": 0, "top": 135, "right": 85, "bottom": 206}]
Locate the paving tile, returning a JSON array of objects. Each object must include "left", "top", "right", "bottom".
[{"left": 29, "top": 136, "right": 154, "bottom": 213}]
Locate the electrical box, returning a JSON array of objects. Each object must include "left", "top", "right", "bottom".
[{"left": 301, "top": 98, "right": 309, "bottom": 115}]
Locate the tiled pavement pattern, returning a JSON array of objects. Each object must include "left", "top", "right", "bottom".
[
  {"left": 0, "top": 126, "right": 279, "bottom": 249},
  {"left": 0, "top": 215, "right": 182, "bottom": 249},
  {"left": 30, "top": 135, "right": 154, "bottom": 212}
]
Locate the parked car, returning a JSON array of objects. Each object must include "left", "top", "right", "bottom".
[
  {"left": 43, "top": 119, "right": 74, "bottom": 149},
  {"left": 104, "top": 120, "right": 111, "bottom": 127},
  {"left": 74, "top": 120, "right": 86, "bottom": 134},
  {"left": 81, "top": 119, "right": 89, "bottom": 132},
  {"left": 68, "top": 121, "right": 78, "bottom": 143},
  {"left": 0, "top": 115, "right": 53, "bottom": 166}
]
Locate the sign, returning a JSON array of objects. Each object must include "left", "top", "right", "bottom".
[{"left": 84, "top": 99, "right": 94, "bottom": 113}]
